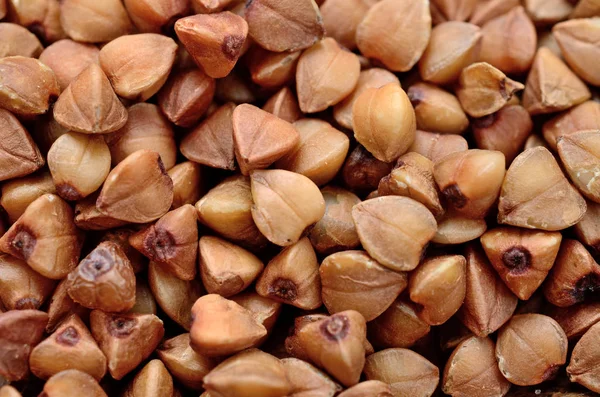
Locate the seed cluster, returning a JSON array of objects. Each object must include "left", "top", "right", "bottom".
[{"left": 0, "top": 0, "right": 600, "bottom": 396}]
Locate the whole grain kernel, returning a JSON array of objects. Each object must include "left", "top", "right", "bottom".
[
  {"left": 320, "top": 0, "right": 377, "bottom": 50},
  {"left": 296, "top": 38, "right": 361, "bottom": 113},
  {"left": 168, "top": 162, "right": 203, "bottom": 209},
  {"left": 0, "top": 109, "right": 45, "bottom": 182},
  {"left": 191, "top": 0, "right": 234, "bottom": 13},
  {"left": 549, "top": 301, "right": 600, "bottom": 340},
  {"left": 458, "top": 244, "right": 518, "bottom": 336},
  {"left": 419, "top": 21, "right": 482, "bottom": 85},
  {"left": 553, "top": 18, "right": 600, "bottom": 86},
  {"left": 203, "top": 349, "right": 292, "bottom": 397},
  {"left": 233, "top": 104, "right": 300, "bottom": 175},
  {"left": 214, "top": 70, "right": 257, "bottom": 104},
  {"left": 256, "top": 237, "right": 322, "bottom": 310},
  {"left": 479, "top": 6, "right": 537, "bottom": 74},
  {"left": 570, "top": 0, "right": 600, "bottom": 18},
  {"left": 282, "top": 357, "right": 341, "bottom": 397},
  {"left": 129, "top": 204, "right": 198, "bottom": 280},
  {"left": 544, "top": 239, "right": 600, "bottom": 307},
  {"left": 0, "top": 254, "right": 55, "bottom": 311},
  {"left": 409, "top": 130, "right": 469, "bottom": 163},
  {"left": 522, "top": 48, "right": 591, "bottom": 115},
  {"left": 352, "top": 196, "right": 437, "bottom": 272},
  {"left": 96, "top": 150, "right": 174, "bottom": 224},
  {"left": 250, "top": 169, "right": 325, "bottom": 247},
  {"left": 470, "top": 0, "right": 520, "bottom": 26},
  {"left": 0, "top": 194, "right": 82, "bottom": 280},
  {"left": 285, "top": 314, "right": 329, "bottom": 360},
  {"left": 199, "top": 236, "right": 263, "bottom": 297},
  {"left": 524, "top": 0, "right": 573, "bottom": 25},
  {"left": 157, "top": 68, "right": 215, "bottom": 128},
  {"left": 481, "top": 226, "right": 562, "bottom": 300},
  {"left": 338, "top": 381, "right": 393, "bottom": 397},
  {"left": 29, "top": 315, "right": 106, "bottom": 380},
  {"left": 320, "top": 250, "right": 407, "bottom": 321},
  {"left": 46, "top": 279, "right": 89, "bottom": 334},
  {"left": 67, "top": 241, "right": 136, "bottom": 313},
  {"left": 90, "top": 310, "right": 164, "bottom": 380},
  {"left": 363, "top": 348, "right": 439, "bottom": 397},
  {"left": 157, "top": 333, "right": 216, "bottom": 391},
  {"left": 190, "top": 294, "right": 267, "bottom": 356},
  {"left": 122, "top": 359, "right": 173, "bottom": 397},
  {"left": 195, "top": 175, "right": 268, "bottom": 249},
  {"left": 53, "top": 64, "right": 128, "bottom": 134},
  {"left": 148, "top": 261, "right": 202, "bottom": 330},
  {"left": 356, "top": 0, "right": 431, "bottom": 72},
  {"left": 0, "top": 309, "right": 48, "bottom": 381},
  {"left": 407, "top": 82, "right": 469, "bottom": 135},
  {"left": 353, "top": 83, "right": 415, "bottom": 163},
  {"left": 575, "top": 199, "right": 600, "bottom": 257},
  {"left": 443, "top": 336, "right": 511, "bottom": 397},
  {"left": 568, "top": 321, "right": 600, "bottom": 392},
  {"left": 368, "top": 298, "right": 431, "bottom": 349},
  {"left": 456, "top": 62, "right": 525, "bottom": 118},
  {"left": 309, "top": 187, "right": 361, "bottom": 255},
  {"left": 297, "top": 310, "right": 367, "bottom": 387},
  {"left": 245, "top": 0, "right": 324, "bottom": 52},
  {"left": 181, "top": 102, "right": 236, "bottom": 170},
  {"left": 544, "top": 101, "right": 600, "bottom": 151},
  {"left": 498, "top": 147, "right": 587, "bottom": 230},
  {"left": 247, "top": 47, "right": 300, "bottom": 89},
  {"left": 431, "top": 0, "right": 478, "bottom": 21},
  {"left": 128, "top": 279, "right": 156, "bottom": 315},
  {"left": 472, "top": 105, "right": 533, "bottom": 163},
  {"left": 496, "top": 314, "right": 567, "bottom": 386},
  {"left": 106, "top": 103, "right": 177, "bottom": 170},
  {"left": 334, "top": 68, "right": 400, "bottom": 130},
  {"left": 0, "top": 56, "right": 59, "bottom": 117},
  {"left": 32, "top": 113, "right": 70, "bottom": 155},
  {"left": 262, "top": 86, "right": 302, "bottom": 123},
  {"left": 47, "top": 132, "right": 111, "bottom": 201},
  {"left": 525, "top": 136, "right": 548, "bottom": 151},
  {"left": 432, "top": 209, "right": 488, "bottom": 245},
  {"left": 175, "top": 12, "right": 248, "bottom": 78},
  {"left": 275, "top": 119, "right": 349, "bottom": 186},
  {"left": 60, "top": 0, "right": 132, "bottom": 43},
  {"left": 0, "top": 23, "right": 42, "bottom": 58},
  {"left": 39, "top": 40, "right": 99, "bottom": 92},
  {"left": 74, "top": 193, "right": 129, "bottom": 231},
  {"left": 409, "top": 255, "right": 467, "bottom": 325},
  {"left": 99, "top": 33, "right": 177, "bottom": 101},
  {"left": 434, "top": 149, "right": 506, "bottom": 219},
  {"left": 341, "top": 145, "right": 394, "bottom": 194},
  {"left": 123, "top": 0, "right": 189, "bottom": 34},
  {"left": 0, "top": 386, "right": 21, "bottom": 397},
  {"left": 557, "top": 130, "right": 600, "bottom": 203},
  {"left": 231, "top": 291, "right": 282, "bottom": 344},
  {"left": 378, "top": 152, "right": 444, "bottom": 218},
  {"left": 41, "top": 369, "right": 107, "bottom": 397}
]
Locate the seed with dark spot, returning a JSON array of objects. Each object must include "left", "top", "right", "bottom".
[
  {"left": 144, "top": 228, "right": 176, "bottom": 262},
  {"left": 407, "top": 90, "right": 423, "bottom": 107},
  {"left": 222, "top": 35, "right": 245, "bottom": 60},
  {"left": 11, "top": 226, "right": 36, "bottom": 259},
  {"left": 56, "top": 183, "right": 83, "bottom": 201},
  {"left": 157, "top": 157, "right": 167, "bottom": 175},
  {"left": 320, "top": 315, "right": 349, "bottom": 341},
  {"left": 15, "top": 297, "right": 41, "bottom": 310},
  {"left": 442, "top": 184, "right": 468, "bottom": 209},
  {"left": 107, "top": 317, "right": 137, "bottom": 338},
  {"left": 502, "top": 246, "right": 531, "bottom": 273},
  {"left": 56, "top": 326, "right": 80, "bottom": 346},
  {"left": 542, "top": 364, "right": 560, "bottom": 381},
  {"left": 472, "top": 113, "right": 496, "bottom": 129},
  {"left": 572, "top": 273, "right": 600, "bottom": 302},
  {"left": 269, "top": 278, "right": 298, "bottom": 302},
  {"left": 79, "top": 247, "right": 115, "bottom": 280}
]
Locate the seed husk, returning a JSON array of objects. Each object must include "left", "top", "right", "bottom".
[
  {"left": 38, "top": 39, "right": 99, "bottom": 92},
  {"left": 363, "top": 348, "right": 439, "bottom": 397},
  {"left": 320, "top": 250, "right": 407, "bottom": 321},
  {"left": 53, "top": 63, "right": 128, "bottom": 134},
  {"left": 74, "top": 193, "right": 129, "bottom": 232},
  {"left": 557, "top": 130, "right": 600, "bottom": 203},
  {"left": 67, "top": 241, "right": 136, "bottom": 313},
  {"left": 199, "top": 235, "right": 264, "bottom": 297},
  {"left": 90, "top": 310, "right": 164, "bottom": 380},
  {"left": 250, "top": 169, "right": 325, "bottom": 247},
  {"left": 296, "top": 38, "right": 361, "bottom": 113},
  {"left": 542, "top": 101, "right": 600, "bottom": 151},
  {"left": 0, "top": 109, "right": 44, "bottom": 182},
  {"left": 0, "top": 254, "right": 55, "bottom": 311},
  {"left": 190, "top": 294, "right": 267, "bottom": 356},
  {"left": 407, "top": 82, "right": 469, "bottom": 135},
  {"left": 245, "top": 0, "right": 324, "bottom": 52},
  {"left": 356, "top": 0, "right": 431, "bottom": 72},
  {"left": 96, "top": 150, "right": 174, "bottom": 224},
  {"left": 497, "top": 147, "right": 587, "bottom": 230},
  {"left": 0, "top": 193, "right": 83, "bottom": 280},
  {"left": 29, "top": 314, "right": 106, "bottom": 380},
  {"left": 496, "top": 314, "right": 567, "bottom": 386},
  {"left": 175, "top": 12, "right": 248, "bottom": 79},
  {"left": 256, "top": 237, "right": 322, "bottom": 309},
  {"left": 409, "top": 130, "right": 469, "bottom": 163},
  {"left": 352, "top": 196, "right": 437, "bottom": 272}
]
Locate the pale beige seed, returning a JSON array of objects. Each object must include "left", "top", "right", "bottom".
[
  {"left": 557, "top": 130, "right": 600, "bottom": 203},
  {"left": 407, "top": 82, "right": 469, "bottom": 135},
  {"left": 553, "top": 18, "right": 600, "bottom": 86}
]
